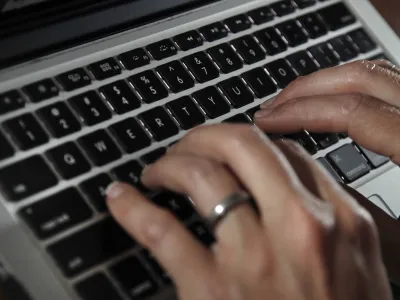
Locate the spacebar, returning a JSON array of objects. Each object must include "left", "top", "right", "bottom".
[{"left": 357, "top": 167, "right": 400, "bottom": 219}]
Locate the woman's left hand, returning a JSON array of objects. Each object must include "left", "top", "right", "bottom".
[{"left": 106, "top": 124, "right": 391, "bottom": 300}]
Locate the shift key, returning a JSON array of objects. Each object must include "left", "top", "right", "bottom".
[
  {"left": 327, "top": 144, "right": 371, "bottom": 182},
  {"left": 47, "top": 218, "right": 135, "bottom": 278}
]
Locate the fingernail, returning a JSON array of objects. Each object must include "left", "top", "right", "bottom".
[
  {"left": 106, "top": 182, "right": 125, "bottom": 200},
  {"left": 254, "top": 108, "right": 273, "bottom": 118}
]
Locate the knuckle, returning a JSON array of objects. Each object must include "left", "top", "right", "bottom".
[
  {"left": 184, "top": 158, "right": 222, "bottom": 184},
  {"left": 140, "top": 209, "right": 177, "bottom": 250},
  {"left": 243, "top": 239, "right": 275, "bottom": 281},
  {"left": 292, "top": 202, "right": 331, "bottom": 255},
  {"left": 223, "top": 125, "right": 260, "bottom": 150}
]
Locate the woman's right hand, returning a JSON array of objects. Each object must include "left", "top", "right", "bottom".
[
  {"left": 253, "top": 59, "right": 400, "bottom": 283},
  {"left": 254, "top": 59, "right": 400, "bottom": 163}
]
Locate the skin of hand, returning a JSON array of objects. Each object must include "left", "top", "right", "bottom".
[
  {"left": 254, "top": 59, "right": 400, "bottom": 285},
  {"left": 106, "top": 124, "right": 391, "bottom": 300}
]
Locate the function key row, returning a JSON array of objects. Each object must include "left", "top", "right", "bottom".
[{"left": 0, "top": 2, "right": 355, "bottom": 112}]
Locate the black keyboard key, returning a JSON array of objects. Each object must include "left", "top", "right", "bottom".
[
  {"left": 270, "top": 0, "right": 296, "bottom": 16},
  {"left": 224, "top": 113, "right": 251, "bottom": 123},
  {"left": 199, "top": 22, "right": 228, "bottom": 42},
  {"left": 329, "top": 35, "right": 359, "bottom": 62},
  {"left": 247, "top": 6, "right": 274, "bottom": 25},
  {"left": 112, "top": 161, "right": 147, "bottom": 193},
  {"left": 80, "top": 173, "right": 113, "bottom": 212},
  {"left": 246, "top": 105, "right": 261, "bottom": 121},
  {"left": 37, "top": 102, "right": 81, "bottom": 138},
  {"left": 219, "top": 77, "right": 254, "bottom": 108},
  {"left": 224, "top": 14, "right": 252, "bottom": 33},
  {"left": 68, "top": 91, "right": 111, "bottom": 126},
  {"left": 318, "top": 3, "right": 356, "bottom": 31},
  {"left": 207, "top": 44, "right": 243, "bottom": 74},
  {"left": 188, "top": 221, "right": 215, "bottom": 247},
  {"left": 298, "top": 13, "right": 328, "bottom": 39},
  {"left": 231, "top": 35, "right": 265, "bottom": 65},
  {"left": 19, "top": 188, "right": 92, "bottom": 240},
  {"left": 146, "top": 39, "right": 177, "bottom": 60},
  {"left": 266, "top": 59, "right": 297, "bottom": 88},
  {"left": 76, "top": 273, "right": 124, "bottom": 300},
  {"left": 310, "top": 133, "right": 339, "bottom": 149},
  {"left": 287, "top": 51, "right": 319, "bottom": 75},
  {"left": 192, "top": 86, "right": 230, "bottom": 119},
  {"left": 46, "top": 142, "right": 91, "bottom": 180},
  {"left": 48, "top": 218, "right": 134, "bottom": 278},
  {"left": 0, "top": 156, "right": 57, "bottom": 202},
  {"left": 254, "top": 28, "right": 287, "bottom": 55},
  {"left": 327, "top": 144, "right": 371, "bottom": 182},
  {"left": 78, "top": 130, "right": 122, "bottom": 166},
  {"left": 157, "top": 61, "right": 195, "bottom": 93},
  {"left": 100, "top": 80, "right": 141, "bottom": 114},
  {"left": 0, "top": 131, "right": 13, "bottom": 161},
  {"left": 358, "top": 146, "right": 390, "bottom": 168},
  {"left": 277, "top": 20, "right": 308, "bottom": 47},
  {"left": 130, "top": 71, "right": 169, "bottom": 103},
  {"left": 182, "top": 52, "right": 220, "bottom": 83},
  {"left": 285, "top": 131, "right": 318, "bottom": 155},
  {"left": 24, "top": 79, "right": 59, "bottom": 103},
  {"left": 139, "top": 107, "right": 179, "bottom": 141},
  {"left": 110, "top": 256, "right": 158, "bottom": 300},
  {"left": 3, "top": 114, "right": 48, "bottom": 150},
  {"left": 109, "top": 118, "right": 151, "bottom": 153},
  {"left": 348, "top": 29, "right": 377, "bottom": 53},
  {"left": 152, "top": 193, "right": 195, "bottom": 221},
  {"left": 293, "top": 0, "right": 316, "bottom": 8},
  {"left": 242, "top": 67, "right": 277, "bottom": 98},
  {"left": 88, "top": 58, "right": 122, "bottom": 80},
  {"left": 308, "top": 43, "right": 339, "bottom": 69},
  {"left": 56, "top": 68, "right": 92, "bottom": 91},
  {"left": 166, "top": 96, "right": 205, "bottom": 130},
  {"left": 141, "top": 148, "right": 167, "bottom": 165},
  {"left": 174, "top": 31, "right": 203, "bottom": 51},
  {"left": 317, "top": 157, "right": 343, "bottom": 183},
  {"left": 118, "top": 48, "right": 150, "bottom": 70},
  {"left": 0, "top": 90, "right": 25, "bottom": 115}
]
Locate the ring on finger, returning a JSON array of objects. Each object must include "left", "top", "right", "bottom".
[{"left": 206, "top": 190, "right": 252, "bottom": 231}]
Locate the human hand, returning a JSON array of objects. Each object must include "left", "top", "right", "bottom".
[
  {"left": 254, "top": 59, "right": 400, "bottom": 164},
  {"left": 254, "top": 59, "right": 400, "bottom": 284},
  {"left": 107, "top": 124, "right": 391, "bottom": 300}
]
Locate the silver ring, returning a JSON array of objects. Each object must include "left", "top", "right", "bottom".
[{"left": 206, "top": 191, "right": 251, "bottom": 231}]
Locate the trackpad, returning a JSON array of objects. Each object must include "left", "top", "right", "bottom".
[{"left": 357, "top": 167, "right": 400, "bottom": 219}]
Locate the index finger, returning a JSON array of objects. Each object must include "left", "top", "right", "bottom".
[{"left": 269, "top": 60, "right": 400, "bottom": 109}]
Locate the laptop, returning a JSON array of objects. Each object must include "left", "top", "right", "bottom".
[{"left": 0, "top": 0, "right": 399, "bottom": 299}]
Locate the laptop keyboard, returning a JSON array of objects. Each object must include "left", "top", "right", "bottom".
[{"left": 0, "top": 0, "right": 391, "bottom": 299}]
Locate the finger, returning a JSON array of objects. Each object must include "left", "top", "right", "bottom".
[
  {"left": 168, "top": 124, "right": 305, "bottom": 230},
  {"left": 275, "top": 140, "right": 380, "bottom": 260},
  {"left": 255, "top": 93, "right": 400, "bottom": 163},
  {"left": 141, "top": 153, "right": 264, "bottom": 257},
  {"left": 264, "top": 60, "right": 400, "bottom": 109},
  {"left": 373, "top": 59, "right": 400, "bottom": 75},
  {"left": 106, "top": 183, "right": 216, "bottom": 293}
]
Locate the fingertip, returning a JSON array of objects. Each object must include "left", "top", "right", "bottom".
[{"left": 106, "top": 182, "right": 126, "bottom": 201}]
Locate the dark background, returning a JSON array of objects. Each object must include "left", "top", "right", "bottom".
[{"left": 371, "top": 0, "right": 400, "bottom": 36}]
